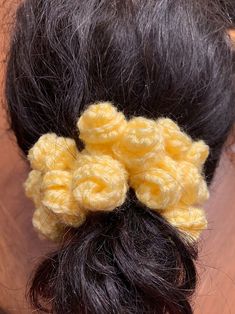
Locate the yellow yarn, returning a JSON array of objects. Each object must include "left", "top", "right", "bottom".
[
  {"left": 185, "top": 140, "right": 209, "bottom": 169},
  {"left": 28, "top": 133, "right": 77, "bottom": 172},
  {"left": 157, "top": 118, "right": 192, "bottom": 160},
  {"left": 73, "top": 154, "right": 128, "bottom": 211},
  {"left": 112, "top": 117, "right": 163, "bottom": 170},
  {"left": 59, "top": 212, "right": 86, "bottom": 228},
  {"left": 77, "top": 102, "right": 127, "bottom": 155},
  {"left": 130, "top": 155, "right": 182, "bottom": 210},
  {"left": 41, "top": 170, "right": 79, "bottom": 214},
  {"left": 24, "top": 170, "right": 42, "bottom": 207},
  {"left": 24, "top": 101, "right": 209, "bottom": 241},
  {"left": 197, "top": 179, "right": 210, "bottom": 205},
  {"left": 25, "top": 136, "right": 86, "bottom": 240},
  {"left": 179, "top": 161, "right": 209, "bottom": 206},
  {"left": 162, "top": 206, "right": 208, "bottom": 241},
  {"left": 33, "top": 207, "right": 64, "bottom": 241}
]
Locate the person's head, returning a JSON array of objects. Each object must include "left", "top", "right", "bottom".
[{"left": 5, "top": 0, "right": 235, "bottom": 313}]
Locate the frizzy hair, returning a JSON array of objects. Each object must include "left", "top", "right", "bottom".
[{"left": 5, "top": 0, "right": 235, "bottom": 313}]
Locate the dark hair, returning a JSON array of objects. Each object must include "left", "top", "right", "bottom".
[
  {"left": 220, "top": 0, "right": 235, "bottom": 24},
  {"left": 5, "top": 0, "right": 235, "bottom": 313}
]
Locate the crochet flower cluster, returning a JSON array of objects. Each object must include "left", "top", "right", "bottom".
[{"left": 24, "top": 102, "right": 209, "bottom": 241}]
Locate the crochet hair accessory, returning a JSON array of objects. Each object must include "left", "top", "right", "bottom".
[{"left": 24, "top": 101, "right": 209, "bottom": 242}]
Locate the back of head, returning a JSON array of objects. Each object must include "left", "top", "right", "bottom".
[{"left": 5, "top": 0, "right": 235, "bottom": 313}]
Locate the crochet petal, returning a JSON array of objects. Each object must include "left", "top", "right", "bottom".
[{"left": 28, "top": 133, "right": 78, "bottom": 172}]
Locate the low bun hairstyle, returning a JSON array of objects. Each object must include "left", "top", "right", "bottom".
[{"left": 5, "top": 0, "right": 235, "bottom": 313}]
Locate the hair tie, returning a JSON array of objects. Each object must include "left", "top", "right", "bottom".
[{"left": 24, "top": 101, "right": 209, "bottom": 242}]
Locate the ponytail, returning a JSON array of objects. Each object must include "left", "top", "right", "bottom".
[{"left": 30, "top": 201, "right": 197, "bottom": 314}]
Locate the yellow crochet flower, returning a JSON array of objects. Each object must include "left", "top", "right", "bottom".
[
  {"left": 130, "top": 155, "right": 182, "bottom": 210},
  {"left": 77, "top": 102, "right": 127, "bottom": 155},
  {"left": 41, "top": 170, "right": 80, "bottom": 215},
  {"left": 24, "top": 170, "right": 42, "bottom": 207},
  {"left": 28, "top": 133, "right": 78, "bottom": 172},
  {"left": 113, "top": 117, "right": 164, "bottom": 171},
  {"left": 25, "top": 102, "right": 209, "bottom": 242},
  {"left": 59, "top": 212, "right": 86, "bottom": 228},
  {"left": 197, "top": 179, "right": 210, "bottom": 205},
  {"left": 185, "top": 140, "right": 209, "bottom": 169},
  {"left": 73, "top": 154, "right": 128, "bottom": 211},
  {"left": 162, "top": 205, "right": 208, "bottom": 241},
  {"left": 179, "top": 161, "right": 209, "bottom": 206},
  {"left": 33, "top": 206, "right": 65, "bottom": 241},
  {"left": 157, "top": 118, "right": 192, "bottom": 160}
]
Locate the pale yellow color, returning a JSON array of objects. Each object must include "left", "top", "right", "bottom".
[
  {"left": 24, "top": 134, "right": 87, "bottom": 239},
  {"left": 163, "top": 205, "right": 208, "bottom": 241},
  {"left": 157, "top": 118, "right": 192, "bottom": 159},
  {"left": 73, "top": 154, "right": 128, "bottom": 211},
  {"left": 84, "top": 143, "right": 116, "bottom": 157},
  {"left": 185, "top": 140, "right": 209, "bottom": 169},
  {"left": 28, "top": 133, "right": 77, "bottom": 172},
  {"left": 130, "top": 155, "right": 182, "bottom": 210},
  {"left": 41, "top": 170, "right": 80, "bottom": 215},
  {"left": 179, "top": 161, "right": 209, "bottom": 206},
  {"left": 59, "top": 212, "right": 86, "bottom": 228},
  {"left": 24, "top": 170, "right": 42, "bottom": 207},
  {"left": 197, "top": 179, "right": 210, "bottom": 205},
  {"left": 77, "top": 102, "right": 127, "bottom": 155},
  {"left": 32, "top": 207, "right": 64, "bottom": 242},
  {"left": 113, "top": 117, "right": 164, "bottom": 170},
  {"left": 25, "top": 101, "right": 210, "bottom": 242}
]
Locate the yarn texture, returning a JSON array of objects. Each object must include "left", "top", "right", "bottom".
[{"left": 24, "top": 102, "right": 209, "bottom": 241}]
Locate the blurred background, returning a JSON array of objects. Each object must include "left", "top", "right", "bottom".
[{"left": 1, "top": 1, "right": 235, "bottom": 313}]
